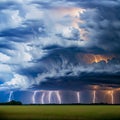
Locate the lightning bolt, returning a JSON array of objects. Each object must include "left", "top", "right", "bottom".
[
  {"left": 32, "top": 90, "right": 38, "bottom": 104},
  {"left": 93, "top": 90, "right": 96, "bottom": 104},
  {"left": 41, "top": 92, "right": 45, "bottom": 104},
  {"left": 76, "top": 91, "right": 80, "bottom": 103},
  {"left": 8, "top": 91, "right": 13, "bottom": 102},
  {"left": 55, "top": 91, "right": 62, "bottom": 104}
]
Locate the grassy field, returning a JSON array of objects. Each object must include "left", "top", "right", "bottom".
[{"left": 0, "top": 105, "right": 120, "bottom": 120}]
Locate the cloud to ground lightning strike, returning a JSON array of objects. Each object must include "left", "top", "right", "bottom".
[
  {"left": 41, "top": 92, "right": 45, "bottom": 104},
  {"left": 107, "top": 90, "right": 114, "bottom": 104},
  {"left": 55, "top": 91, "right": 62, "bottom": 104},
  {"left": 8, "top": 91, "right": 13, "bottom": 102},
  {"left": 76, "top": 92, "right": 80, "bottom": 103},
  {"left": 93, "top": 90, "right": 96, "bottom": 104},
  {"left": 48, "top": 91, "right": 52, "bottom": 104},
  {"left": 32, "top": 91, "right": 38, "bottom": 104}
]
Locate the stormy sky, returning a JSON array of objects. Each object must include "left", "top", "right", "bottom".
[{"left": 0, "top": 0, "right": 120, "bottom": 92}]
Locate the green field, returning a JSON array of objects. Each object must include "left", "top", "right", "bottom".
[{"left": 0, "top": 105, "right": 120, "bottom": 120}]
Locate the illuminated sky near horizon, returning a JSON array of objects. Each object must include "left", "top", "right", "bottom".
[{"left": 0, "top": 0, "right": 120, "bottom": 91}]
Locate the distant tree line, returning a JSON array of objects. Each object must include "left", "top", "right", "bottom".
[
  {"left": 0, "top": 100, "right": 22, "bottom": 105},
  {"left": 0, "top": 101, "right": 117, "bottom": 105}
]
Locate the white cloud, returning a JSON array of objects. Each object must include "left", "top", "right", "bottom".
[
  {"left": 0, "top": 52, "right": 10, "bottom": 62},
  {"left": 11, "top": 10, "right": 23, "bottom": 26},
  {"left": 0, "top": 10, "right": 23, "bottom": 31},
  {"left": 25, "top": 5, "right": 44, "bottom": 20},
  {"left": 8, "top": 43, "right": 32, "bottom": 64},
  {"left": 4, "top": 74, "right": 30, "bottom": 90},
  {"left": 0, "top": 64, "right": 11, "bottom": 72}
]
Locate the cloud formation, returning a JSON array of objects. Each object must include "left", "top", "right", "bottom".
[{"left": 0, "top": 0, "right": 120, "bottom": 91}]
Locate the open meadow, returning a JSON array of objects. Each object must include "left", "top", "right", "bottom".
[{"left": 0, "top": 105, "right": 120, "bottom": 120}]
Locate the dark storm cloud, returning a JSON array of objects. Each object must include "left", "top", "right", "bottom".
[
  {"left": 0, "top": 2, "right": 15, "bottom": 10},
  {"left": 0, "top": 42, "right": 14, "bottom": 50},
  {"left": 66, "top": 0, "right": 120, "bottom": 8},
  {"left": 34, "top": 67, "right": 120, "bottom": 90},
  {"left": 43, "top": 46, "right": 105, "bottom": 56},
  {"left": 56, "top": 0, "right": 120, "bottom": 55},
  {"left": 0, "top": 38, "right": 16, "bottom": 57},
  {"left": 16, "top": 48, "right": 120, "bottom": 90},
  {"left": 35, "top": 72, "right": 120, "bottom": 90},
  {"left": 0, "top": 0, "right": 120, "bottom": 91},
  {"left": 0, "top": 1, "right": 21, "bottom": 10},
  {"left": 77, "top": 0, "right": 120, "bottom": 55},
  {"left": 31, "top": 57, "right": 120, "bottom": 90},
  {"left": 0, "top": 20, "right": 46, "bottom": 43}
]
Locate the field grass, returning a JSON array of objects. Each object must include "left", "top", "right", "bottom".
[{"left": 0, "top": 105, "right": 120, "bottom": 120}]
